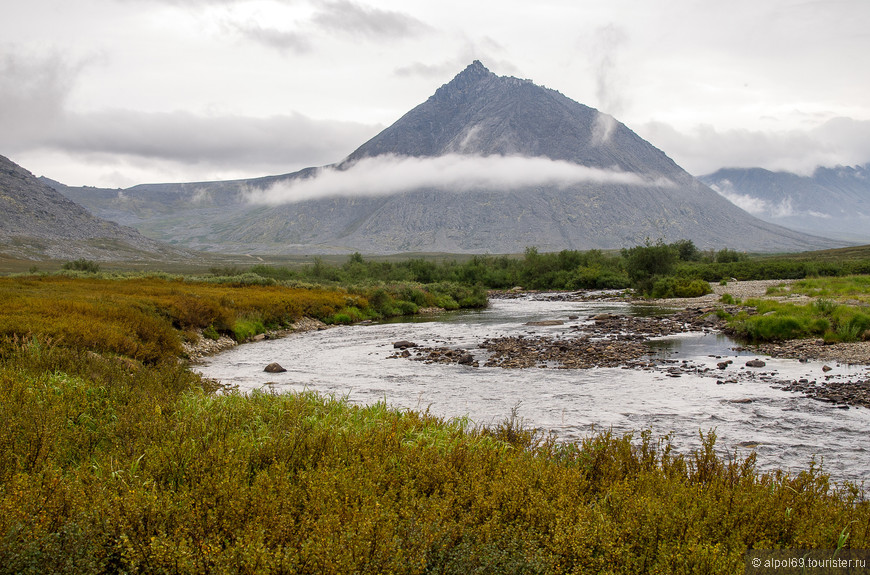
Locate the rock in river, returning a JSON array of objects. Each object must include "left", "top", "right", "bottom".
[{"left": 264, "top": 362, "right": 287, "bottom": 373}]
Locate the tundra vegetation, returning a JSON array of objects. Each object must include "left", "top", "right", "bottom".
[
  {"left": 2, "top": 245, "right": 870, "bottom": 572},
  {"left": 234, "top": 241, "right": 870, "bottom": 298}
]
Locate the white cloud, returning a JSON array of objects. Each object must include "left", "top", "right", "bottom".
[
  {"left": 639, "top": 118, "right": 870, "bottom": 176},
  {"left": 710, "top": 181, "right": 833, "bottom": 220},
  {"left": 247, "top": 153, "right": 668, "bottom": 204},
  {"left": 710, "top": 183, "right": 770, "bottom": 215}
]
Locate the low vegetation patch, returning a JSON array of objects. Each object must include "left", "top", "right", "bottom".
[
  {"left": 787, "top": 275, "right": 870, "bottom": 304},
  {"left": 726, "top": 298, "right": 870, "bottom": 343}
]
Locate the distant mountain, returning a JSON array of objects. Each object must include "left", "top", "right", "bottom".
[
  {"left": 0, "top": 154, "right": 182, "bottom": 261},
  {"left": 47, "top": 61, "right": 840, "bottom": 254},
  {"left": 699, "top": 165, "right": 870, "bottom": 243}
]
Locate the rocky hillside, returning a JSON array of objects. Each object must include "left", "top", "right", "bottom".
[
  {"left": 0, "top": 154, "right": 182, "bottom": 260},
  {"left": 47, "top": 62, "right": 840, "bottom": 254},
  {"left": 700, "top": 165, "right": 870, "bottom": 243}
]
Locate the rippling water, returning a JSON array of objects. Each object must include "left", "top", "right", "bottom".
[{"left": 197, "top": 295, "right": 870, "bottom": 484}]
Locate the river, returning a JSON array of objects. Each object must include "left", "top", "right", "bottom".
[{"left": 196, "top": 294, "right": 870, "bottom": 485}]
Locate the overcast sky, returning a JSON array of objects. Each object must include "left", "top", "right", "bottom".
[{"left": 2, "top": 0, "right": 869, "bottom": 188}]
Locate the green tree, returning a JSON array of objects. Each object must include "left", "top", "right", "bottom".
[{"left": 622, "top": 240, "right": 676, "bottom": 295}]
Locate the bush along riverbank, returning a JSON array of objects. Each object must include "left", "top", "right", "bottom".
[
  {"left": 234, "top": 241, "right": 870, "bottom": 298},
  {"left": 1, "top": 274, "right": 869, "bottom": 573},
  {"left": 1, "top": 340, "right": 868, "bottom": 574},
  {"left": 0, "top": 275, "right": 486, "bottom": 364}
]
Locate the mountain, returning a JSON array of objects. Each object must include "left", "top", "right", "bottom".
[
  {"left": 700, "top": 165, "right": 870, "bottom": 243},
  {"left": 46, "top": 61, "right": 840, "bottom": 254},
  {"left": 0, "top": 154, "right": 182, "bottom": 261}
]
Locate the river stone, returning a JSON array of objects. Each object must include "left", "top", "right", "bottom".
[
  {"left": 264, "top": 362, "right": 287, "bottom": 373},
  {"left": 524, "top": 320, "right": 564, "bottom": 326},
  {"left": 393, "top": 340, "right": 418, "bottom": 349},
  {"left": 745, "top": 359, "right": 766, "bottom": 368}
]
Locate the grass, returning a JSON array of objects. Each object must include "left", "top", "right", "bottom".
[
  {"left": 726, "top": 298, "right": 870, "bottom": 343},
  {"left": 724, "top": 275, "right": 870, "bottom": 343},
  {"left": 0, "top": 275, "right": 353, "bottom": 362},
  {"left": 788, "top": 275, "right": 870, "bottom": 304}
]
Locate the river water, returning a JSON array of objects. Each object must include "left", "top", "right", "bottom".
[{"left": 197, "top": 295, "right": 870, "bottom": 485}]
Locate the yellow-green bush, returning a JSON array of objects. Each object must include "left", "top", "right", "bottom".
[{"left": 0, "top": 276, "right": 353, "bottom": 361}]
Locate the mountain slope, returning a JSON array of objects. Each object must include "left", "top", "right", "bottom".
[
  {"left": 0, "top": 154, "right": 182, "bottom": 260},
  {"left": 700, "top": 165, "right": 870, "bottom": 242},
  {"left": 47, "top": 62, "right": 840, "bottom": 254}
]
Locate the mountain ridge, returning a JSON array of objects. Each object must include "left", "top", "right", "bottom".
[
  {"left": 45, "top": 62, "right": 841, "bottom": 254},
  {"left": 700, "top": 164, "right": 870, "bottom": 243}
]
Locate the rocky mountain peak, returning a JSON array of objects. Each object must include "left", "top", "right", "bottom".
[{"left": 430, "top": 60, "right": 497, "bottom": 103}]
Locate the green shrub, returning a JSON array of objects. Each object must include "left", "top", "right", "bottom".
[
  {"left": 395, "top": 300, "right": 419, "bottom": 315},
  {"left": 651, "top": 277, "right": 712, "bottom": 298},
  {"left": 202, "top": 325, "right": 220, "bottom": 340},
  {"left": 62, "top": 258, "right": 100, "bottom": 273},
  {"left": 435, "top": 295, "right": 460, "bottom": 310},
  {"left": 232, "top": 317, "right": 266, "bottom": 341}
]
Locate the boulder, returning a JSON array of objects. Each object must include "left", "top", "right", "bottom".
[
  {"left": 264, "top": 362, "right": 287, "bottom": 373},
  {"left": 393, "top": 340, "right": 418, "bottom": 349},
  {"left": 745, "top": 359, "right": 766, "bottom": 368}
]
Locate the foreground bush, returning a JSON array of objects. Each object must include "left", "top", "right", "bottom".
[{"left": 0, "top": 342, "right": 867, "bottom": 574}]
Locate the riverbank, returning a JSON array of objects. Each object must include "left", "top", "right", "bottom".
[{"left": 182, "top": 317, "right": 331, "bottom": 363}]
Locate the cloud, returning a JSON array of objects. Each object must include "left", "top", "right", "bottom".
[
  {"left": 228, "top": 20, "right": 311, "bottom": 53},
  {"left": 638, "top": 118, "right": 870, "bottom": 176},
  {"left": 393, "top": 37, "right": 517, "bottom": 80},
  {"left": 0, "top": 49, "right": 80, "bottom": 143},
  {"left": 247, "top": 153, "right": 668, "bottom": 204},
  {"left": 0, "top": 43, "right": 381, "bottom": 186},
  {"left": 711, "top": 186, "right": 771, "bottom": 216},
  {"left": 709, "top": 180, "right": 831, "bottom": 219},
  {"left": 39, "top": 109, "right": 377, "bottom": 174},
  {"left": 589, "top": 24, "right": 628, "bottom": 117},
  {"left": 312, "top": 0, "right": 430, "bottom": 39}
]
